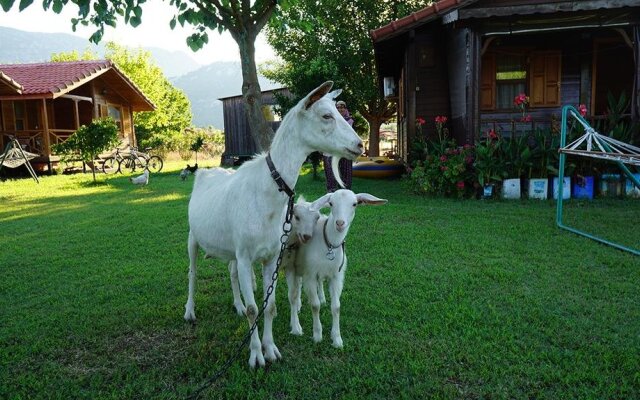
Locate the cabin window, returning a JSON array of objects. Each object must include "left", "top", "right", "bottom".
[
  {"left": 108, "top": 105, "right": 123, "bottom": 132},
  {"left": 495, "top": 53, "right": 527, "bottom": 110},
  {"left": 14, "top": 101, "right": 25, "bottom": 131},
  {"left": 481, "top": 50, "right": 561, "bottom": 111}
]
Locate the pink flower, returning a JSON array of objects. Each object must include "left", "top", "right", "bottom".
[
  {"left": 435, "top": 115, "right": 448, "bottom": 124},
  {"left": 456, "top": 181, "right": 465, "bottom": 189},
  {"left": 578, "top": 104, "right": 587, "bottom": 117},
  {"left": 514, "top": 93, "right": 529, "bottom": 106},
  {"left": 521, "top": 114, "right": 532, "bottom": 122},
  {"left": 416, "top": 117, "right": 426, "bottom": 125},
  {"left": 463, "top": 144, "right": 472, "bottom": 150},
  {"left": 465, "top": 156, "right": 474, "bottom": 164},
  {"left": 488, "top": 129, "right": 498, "bottom": 140},
  {"left": 439, "top": 155, "right": 448, "bottom": 162}
]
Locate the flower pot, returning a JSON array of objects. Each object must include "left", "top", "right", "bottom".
[
  {"left": 552, "top": 176, "right": 571, "bottom": 200},
  {"left": 599, "top": 174, "right": 622, "bottom": 197},
  {"left": 502, "top": 178, "right": 521, "bottom": 199},
  {"left": 625, "top": 173, "right": 640, "bottom": 198},
  {"left": 482, "top": 183, "right": 495, "bottom": 199},
  {"left": 572, "top": 176, "right": 594, "bottom": 199},
  {"left": 528, "top": 178, "right": 548, "bottom": 200}
]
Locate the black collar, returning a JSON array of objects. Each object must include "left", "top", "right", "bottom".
[{"left": 266, "top": 153, "right": 295, "bottom": 197}]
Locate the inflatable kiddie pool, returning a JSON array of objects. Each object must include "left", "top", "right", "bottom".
[{"left": 352, "top": 156, "right": 405, "bottom": 179}]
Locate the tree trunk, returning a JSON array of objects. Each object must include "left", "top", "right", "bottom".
[
  {"left": 368, "top": 118, "right": 382, "bottom": 156},
  {"left": 236, "top": 31, "right": 274, "bottom": 152}
]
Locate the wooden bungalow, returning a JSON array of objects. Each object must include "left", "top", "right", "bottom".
[
  {"left": 371, "top": 0, "right": 640, "bottom": 162},
  {"left": 0, "top": 60, "right": 155, "bottom": 171},
  {"left": 219, "top": 88, "right": 292, "bottom": 165}
]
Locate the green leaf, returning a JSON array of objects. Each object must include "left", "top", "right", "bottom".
[
  {"left": 18, "top": 0, "right": 33, "bottom": 11},
  {"left": 169, "top": 17, "right": 176, "bottom": 30},
  {"left": 130, "top": 15, "right": 141, "bottom": 27},
  {"left": 133, "top": 5, "right": 142, "bottom": 18},
  {"left": 0, "top": 0, "right": 16, "bottom": 12},
  {"left": 51, "top": 0, "right": 63, "bottom": 13}
]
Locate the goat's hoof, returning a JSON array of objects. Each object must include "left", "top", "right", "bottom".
[
  {"left": 313, "top": 333, "right": 322, "bottom": 343},
  {"left": 233, "top": 304, "right": 246, "bottom": 316},
  {"left": 184, "top": 305, "right": 196, "bottom": 322},
  {"left": 332, "top": 337, "right": 343, "bottom": 348},
  {"left": 290, "top": 325, "right": 303, "bottom": 336},
  {"left": 263, "top": 343, "right": 281, "bottom": 361},
  {"left": 249, "top": 349, "right": 266, "bottom": 368}
]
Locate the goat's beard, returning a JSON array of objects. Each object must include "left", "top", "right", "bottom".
[{"left": 331, "top": 156, "right": 346, "bottom": 189}]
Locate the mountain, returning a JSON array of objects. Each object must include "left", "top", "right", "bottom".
[
  {"left": 0, "top": 26, "right": 282, "bottom": 130},
  {"left": 171, "top": 62, "right": 281, "bottom": 129},
  {"left": 0, "top": 26, "right": 201, "bottom": 78}
]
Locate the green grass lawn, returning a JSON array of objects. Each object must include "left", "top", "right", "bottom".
[{"left": 1, "top": 162, "right": 639, "bottom": 399}]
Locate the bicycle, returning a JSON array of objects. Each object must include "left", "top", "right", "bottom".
[
  {"left": 101, "top": 147, "right": 146, "bottom": 174},
  {"left": 134, "top": 147, "right": 163, "bottom": 173}
]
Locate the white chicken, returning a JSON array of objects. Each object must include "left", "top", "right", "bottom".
[{"left": 129, "top": 169, "right": 149, "bottom": 185}]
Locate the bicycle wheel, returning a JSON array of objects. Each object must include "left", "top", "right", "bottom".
[
  {"left": 146, "top": 155, "right": 163, "bottom": 173},
  {"left": 102, "top": 157, "right": 120, "bottom": 174},
  {"left": 121, "top": 156, "right": 147, "bottom": 173}
]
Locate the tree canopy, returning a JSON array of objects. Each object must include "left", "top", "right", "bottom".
[
  {"left": 265, "top": 0, "right": 426, "bottom": 156},
  {"left": 1, "top": 0, "right": 281, "bottom": 151},
  {"left": 51, "top": 42, "right": 193, "bottom": 152}
]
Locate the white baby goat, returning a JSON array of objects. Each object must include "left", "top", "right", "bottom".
[
  {"left": 185, "top": 82, "right": 363, "bottom": 368},
  {"left": 228, "top": 196, "right": 320, "bottom": 316},
  {"left": 285, "top": 189, "right": 387, "bottom": 348}
]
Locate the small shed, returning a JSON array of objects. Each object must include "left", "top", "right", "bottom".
[
  {"left": 219, "top": 87, "right": 291, "bottom": 165},
  {"left": 0, "top": 60, "right": 155, "bottom": 171},
  {"left": 371, "top": 0, "right": 640, "bottom": 162}
]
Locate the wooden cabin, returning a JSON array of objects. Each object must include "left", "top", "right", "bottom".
[
  {"left": 371, "top": 0, "right": 640, "bottom": 162},
  {"left": 0, "top": 60, "right": 155, "bottom": 171},
  {"left": 219, "top": 88, "right": 291, "bottom": 165}
]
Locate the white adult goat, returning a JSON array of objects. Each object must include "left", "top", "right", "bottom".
[
  {"left": 285, "top": 189, "right": 387, "bottom": 348},
  {"left": 228, "top": 196, "right": 320, "bottom": 316},
  {"left": 185, "top": 82, "right": 363, "bottom": 368}
]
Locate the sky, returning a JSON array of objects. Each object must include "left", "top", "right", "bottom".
[{"left": 0, "top": 1, "right": 277, "bottom": 65}]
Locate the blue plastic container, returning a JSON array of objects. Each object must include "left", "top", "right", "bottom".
[{"left": 572, "top": 176, "right": 594, "bottom": 199}]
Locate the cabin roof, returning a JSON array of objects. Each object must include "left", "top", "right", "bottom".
[
  {"left": 0, "top": 70, "right": 23, "bottom": 95},
  {"left": 370, "top": 0, "right": 478, "bottom": 43},
  {"left": 0, "top": 60, "right": 155, "bottom": 111},
  {"left": 218, "top": 87, "right": 288, "bottom": 101},
  {"left": 370, "top": 0, "right": 636, "bottom": 43}
]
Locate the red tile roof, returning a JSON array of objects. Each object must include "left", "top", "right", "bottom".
[
  {"left": 0, "top": 70, "right": 23, "bottom": 94},
  {"left": 0, "top": 60, "right": 154, "bottom": 110},
  {"left": 370, "top": 0, "right": 478, "bottom": 43}
]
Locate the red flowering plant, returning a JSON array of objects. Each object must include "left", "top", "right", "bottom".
[
  {"left": 407, "top": 115, "right": 476, "bottom": 197},
  {"left": 514, "top": 93, "right": 531, "bottom": 122},
  {"left": 473, "top": 128, "right": 508, "bottom": 188}
]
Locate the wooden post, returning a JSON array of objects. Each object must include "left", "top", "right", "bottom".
[{"left": 41, "top": 98, "right": 53, "bottom": 173}]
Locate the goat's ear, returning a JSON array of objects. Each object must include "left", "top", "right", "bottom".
[
  {"left": 356, "top": 193, "right": 388, "bottom": 206},
  {"left": 310, "top": 192, "right": 332, "bottom": 211},
  {"left": 304, "top": 81, "right": 334, "bottom": 109},
  {"left": 328, "top": 89, "right": 342, "bottom": 100}
]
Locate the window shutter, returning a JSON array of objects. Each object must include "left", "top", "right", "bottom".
[
  {"left": 530, "top": 51, "right": 561, "bottom": 107},
  {"left": 480, "top": 52, "right": 496, "bottom": 110},
  {"left": 2, "top": 101, "right": 15, "bottom": 130}
]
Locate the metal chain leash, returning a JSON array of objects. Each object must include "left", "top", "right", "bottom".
[{"left": 187, "top": 195, "right": 295, "bottom": 399}]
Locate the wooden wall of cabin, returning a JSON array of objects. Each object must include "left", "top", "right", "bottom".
[
  {"left": 90, "top": 79, "right": 136, "bottom": 146},
  {"left": 413, "top": 26, "right": 451, "bottom": 145},
  {"left": 477, "top": 29, "right": 633, "bottom": 138}
]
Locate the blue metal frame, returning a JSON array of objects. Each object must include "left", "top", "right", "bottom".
[{"left": 557, "top": 105, "right": 640, "bottom": 256}]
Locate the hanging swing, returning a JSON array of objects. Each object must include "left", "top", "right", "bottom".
[
  {"left": 556, "top": 105, "right": 639, "bottom": 256},
  {"left": 0, "top": 136, "right": 40, "bottom": 183}
]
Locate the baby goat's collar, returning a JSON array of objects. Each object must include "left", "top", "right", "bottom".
[
  {"left": 323, "top": 219, "right": 346, "bottom": 271},
  {"left": 266, "top": 153, "right": 295, "bottom": 197}
]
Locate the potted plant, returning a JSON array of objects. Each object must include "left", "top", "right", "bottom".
[
  {"left": 526, "top": 129, "right": 552, "bottom": 200},
  {"left": 502, "top": 134, "right": 533, "bottom": 199},
  {"left": 474, "top": 129, "right": 505, "bottom": 199}
]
